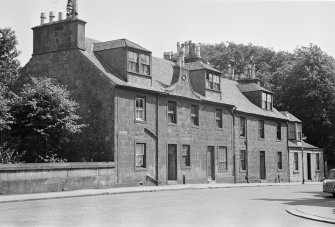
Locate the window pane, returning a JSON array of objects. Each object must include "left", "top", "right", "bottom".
[
  {"left": 168, "top": 101, "right": 176, "bottom": 123},
  {"left": 182, "top": 145, "right": 190, "bottom": 167},
  {"left": 135, "top": 143, "right": 145, "bottom": 168},
  {"left": 240, "top": 117, "right": 245, "bottom": 136},
  {"left": 135, "top": 97, "right": 145, "bottom": 121}
]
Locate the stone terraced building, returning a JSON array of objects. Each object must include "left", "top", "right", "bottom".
[{"left": 13, "top": 3, "right": 322, "bottom": 192}]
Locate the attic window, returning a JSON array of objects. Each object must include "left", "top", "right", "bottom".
[
  {"left": 262, "top": 92, "right": 272, "bottom": 110},
  {"left": 128, "top": 51, "right": 150, "bottom": 75},
  {"left": 206, "top": 73, "right": 220, "bottom": 91}
]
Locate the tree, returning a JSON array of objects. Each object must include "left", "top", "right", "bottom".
[
  {"left": 279, "top": 44, "right": 335, "bottom": 156},
  {"left": 9, "top": 77, "right": 86, "bottom": 163},
  {"left": 0, "top": 27, "right": 21, "bottom": 88}
]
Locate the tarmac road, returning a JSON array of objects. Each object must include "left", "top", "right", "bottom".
[{"left": 0, "top": 184, "right": 334, "bottom": 227}]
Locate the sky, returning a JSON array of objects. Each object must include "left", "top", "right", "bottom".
[{"left": 1, "top": 0, "right": 335, "bottom": 65}]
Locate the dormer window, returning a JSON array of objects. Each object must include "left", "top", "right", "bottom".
[
  {"left": 206, "top": 73, "right": 220, "bottom": 91},
  {"left": 140, "top": 54, "right": 150, "bottom": 75},
  {"left": 128, "top": 51, "right": 150, "bottom": 75},
  {"left": 128, "top": 51, "right": 139, "bottom": 73},
  {"left": 262, "top": 92, "right": 272, "bottom": 110}
]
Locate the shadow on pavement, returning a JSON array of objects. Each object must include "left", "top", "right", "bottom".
[{"left": 253, "top": 191, "right": 335, "bottom": 209}]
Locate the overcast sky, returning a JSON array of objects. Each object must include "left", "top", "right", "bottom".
[{"left": 1, "top": 0, "right": 335, "bottom": 65}]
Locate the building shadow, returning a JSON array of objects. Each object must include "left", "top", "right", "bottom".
[{"left": 253, "top": 191, "right": 335, "bottom": 209}]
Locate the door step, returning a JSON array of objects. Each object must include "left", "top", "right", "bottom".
[
  {"left": 260, "top": 180, "right": 267, "bottom": 183},
  {"left": 207, "top": 180, "right": 216, "bottom": 184},
  {"left": 167, "top": 180, "right": 178, "bottom": 185}
]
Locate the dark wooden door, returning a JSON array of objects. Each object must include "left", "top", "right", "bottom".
[
  {"left": 307, "top": 153, "right": 311, "bottom": 180},
  {"left": 260, "top": 151, "right": 266, "bottom": 180},
  {"left": 168, "top": 144, "right": 177, "bottom": 180},
  {"left": 207, "top": 146, "right": 215, "bottom": 180}
]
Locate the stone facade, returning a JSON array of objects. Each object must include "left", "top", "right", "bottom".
[{"left": 13, "top": 8, "right": 301, "bottom": 192}]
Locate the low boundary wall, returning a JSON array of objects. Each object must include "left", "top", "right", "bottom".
[{"left": 0, "top": 162, "right": 116, "bottom": 195}]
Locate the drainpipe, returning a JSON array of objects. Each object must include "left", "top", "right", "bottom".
[
  {"left": 302, "top": 144, "right": 305, "bottom": 184},
  {"left": 245, "top": 117, "right": 249, "bottom": 183},
  {"left": 286, "top": 121, "right": 290, "bottom": 182},
  {"left": 228, "top": 106, "right": 237, "bottom": 183},
  {"left": 155, "top": 94, "right": 159, "bottom": 185}
]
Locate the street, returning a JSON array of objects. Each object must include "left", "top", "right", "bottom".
[{"left": 0, "top": 184, "right": 334, "bottom": 227}]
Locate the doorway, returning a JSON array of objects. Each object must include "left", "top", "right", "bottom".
[
  {"left": 207, "top": 146, "right": 215, "bottom": 181},
  {"left": 260, "top": 151, "right": 266, "bottom": 180},
  {"left": 168, "top": 144, "right": 177, "bottom": 181},
  {"left": 307, "top": 153, "right": 311, "bottom": 180}
]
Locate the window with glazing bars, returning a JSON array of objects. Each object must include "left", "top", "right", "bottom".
[
  {"left": 168, "top": 101, "right": 176, "bottom": 123},
  {"left": 135, "top": 97, "right": 145, "bottom": 121},
  {"left": 191, "top": 105, "right": 199, "bottom": 126},
  {"left": 181, "top": 145, "right": 190, "bottom": 167},
  {"left": 240, "top": 150, "right": 246, "bottom": 170},
  {"left": 259, "top": 120, "right": 264, "bottom": 139},
  {"left": 277, "top": 152, "right": 282, "bottom": 169},
  {"left": 135, "top": 143, "right": 146, "bottom": 168},
  {"left": 216, "top": 109, "right": 222, "bottom": 128},
  {"left": 288, "top": 123, "right": 296, "bottom": 140},
  {"left": 218, "top": 146, "right": 227, "bottom": 171},
  {"left": 277, "top": 122, "right": 281, "bottom": 140},
  {"left": 128, "top": 51, "right": 139, "bottom": 73},
  {"left": 140, "top": 54, "right": 150, "bottom": 75},
  {"left": 239, "top": 117, "right": 246, "bottom": 137},
  {"left": 294, "top": 152, "right": 299, "bottom": 170}
]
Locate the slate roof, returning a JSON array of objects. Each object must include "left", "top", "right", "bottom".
[
  {"left": 280, "top": 111, "right": 302, "bottom": 123},
  {"left": 237, "top": 82, "right": 272, "bottom": 93},
  {"left": 288, "top": 141, "right": 321, "bottom": 150},
  {"left": 185, "top": 61, "right": 222, "bottom": 74},
  {"left": 152, "top": 57, "right": 175, "bottom": 86},
  {"left": 93, "top": 39, "right": 151, "bottom": 53},
  {"left": 82, "top": 38, "right": 288, "bottom": 121},
  {"left": 220, "top": 79, "right": 287, "bottom": 120}
]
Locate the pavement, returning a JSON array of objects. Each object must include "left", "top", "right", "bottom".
[{"left": 0, "top": 181, "right": 333, "bottom": 224}]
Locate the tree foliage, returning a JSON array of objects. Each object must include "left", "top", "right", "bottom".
[
  {"left": 280, "top": 45, "right": 335, "bottom": 153},
  {"left": 0, "top": 27, "right": 21, "bottom": 88},
  {"left": 201, "top": 42, "right": 335, "bottom": 157},
  {"left": 8, "top": 77, "right": 86, "bottom": 163}
]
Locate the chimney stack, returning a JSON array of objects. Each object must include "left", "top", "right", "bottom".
[
  {"left": 196, "top": 44, "right": 201, "bottom": 58},
  {"left": 40, "top": 12, "right": 46, "bottom": 25},
  {"left": 49, "top": 11, "right": 55, "bottom": 23},
  {"left": 58, "top": 12, "right": 63, "bottom": 21},
  {"left": 252, "top": 64, "right": 256, "bottom": 79}
]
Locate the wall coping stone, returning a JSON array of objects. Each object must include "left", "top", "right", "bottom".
[{"left": 0, "top": 162, "right": 115, "bottom": 172}]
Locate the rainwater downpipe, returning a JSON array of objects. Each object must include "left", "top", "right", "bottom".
[
  {"left": 245, "top": 117, "right": 249, "bottom": 183},
  {"left": 228, "top": 106, "right": 237, "bottom": 184},
  {"left": 155, "top": 94, "right": 159, "bottom": 185}
]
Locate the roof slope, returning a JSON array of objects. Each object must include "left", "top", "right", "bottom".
[
  {"left": 288, "top": 141, "right": 321, "bottom": 150},
  {"left": 280, "top": 111, "right": 302, "bottom": 122},
  {"left": 93, "top": 39, "right": 151, "bottom": 52},
  {"left": 221, "top": 78, "right": 287, "bottom": 120},
  {"left": 152, "top": 57, "right": 175, "bottom": 86}
]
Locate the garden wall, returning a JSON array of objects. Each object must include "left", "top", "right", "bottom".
[{"left": 0, "top": 162, "right": 116, "bottom": 194}]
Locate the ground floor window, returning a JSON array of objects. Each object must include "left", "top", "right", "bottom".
[
  {"left": 240, "top": 150, "right": 246, "bottom": 170},
  {"left": 181, "top": 145, "right": 190, "bottom": 167},
  {"left": 218, "top": 146, "right": 227, "bottom": 171},
  {"left": 277, "top": 152, "right": 282, "bottom": 170},
  {"left": 135, "top": 143, "right": 146, "bottom": 168},
  {"left": 316, "top": 153, "right": 320, "bottom": 170},
  {"left": 294, "top": 152, "right": 299, "bottom": 170}
]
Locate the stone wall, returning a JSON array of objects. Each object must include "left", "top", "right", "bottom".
[{"left": 0, "top": 163, "right": 116, "bottom": 195}]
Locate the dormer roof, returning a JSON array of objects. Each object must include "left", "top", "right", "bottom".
[
  {"left": 237, "top": 83, "right": 272, "bottom": 93},
  {"left": 185, "top": 61, "right": 222, "bottom": 74},
  {"left": 93, "top": 39, "right": 151, "bottom": 53}
]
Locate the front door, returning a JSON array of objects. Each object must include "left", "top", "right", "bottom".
[
  {"left": 168, "top": 144, "right": 177, "bottom": 180},
  {"left": 307, "top": 153, "right": 311, "bottom": 180},
  {"left": 260, "top": 151, "right": 266, "bottom": 180},
  {"left": 207, "top": 146, "right": 215, "bottom": 180}
]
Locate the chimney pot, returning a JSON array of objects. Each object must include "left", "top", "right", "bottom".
[
  {"left": 58, "top": 12, "right": 63, "bottom": 21},
  {"left": 49, "top": 11, "right": 55, "bottom": 23},
  {"left": 40, "top": 12, "right": 46, "bottom": 25}
]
